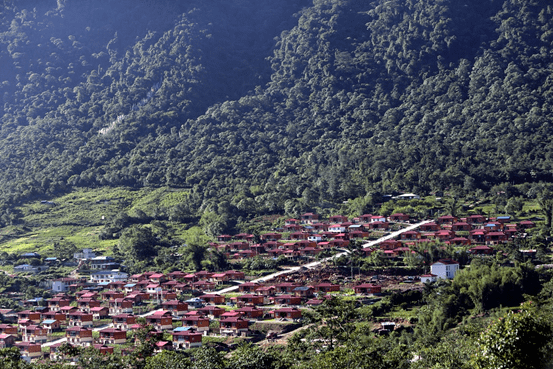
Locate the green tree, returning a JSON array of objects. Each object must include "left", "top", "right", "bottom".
[
  {"left": 145, "top": 350, "right": 191, "bottom": 369},
  {"left": 472, "top": 304, "right": 553, "bottom": 369},
  {"left": 191, "top": 346, "right": 225, "bottom": 369},
  {"left": 227, "top": 343, "right": 277, "bottom": 369}
]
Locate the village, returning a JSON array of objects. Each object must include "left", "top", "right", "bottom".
[{"left": 0, "top": 210, "right": 538, "bottom": 363}]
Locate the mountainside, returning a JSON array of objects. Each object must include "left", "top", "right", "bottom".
[{"left": 1, "top": 0, "right": 553, "bottom": 222}]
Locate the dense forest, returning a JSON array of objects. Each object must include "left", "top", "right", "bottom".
[{"left": 1, "top": 0, "right": 553, "bottom": 225}]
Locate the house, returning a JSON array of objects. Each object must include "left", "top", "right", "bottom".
[
  {"left": 260, "top": 233, "right": 282, "bottom": 241},
  {"left": 273, "top": 295, "right": 302, "bottom": 306},
  {"left": 181, "top": 316, "right": 210, "bottom": 334},
  {"left": 90, "top": 270, "right": 128, "bottom": 284},
  {"left": 154, "top": 341, "right": 173, "bottom": 353},
  {"left": 112, "top": 314, "right": 137, "bottom": 330},
  {"left": 197, "top": 306, "right": 226, "bottom": 319},
  {"left": 451, "top": 222, "right": 471, "bottom": 232},
  {"left": 300, "top": 213, "right": 319, "bottom": 224},
  {"left": 235, "top": 307, "right": 264, "bottom": 320},
  {"left": 379, "top": 239, "right": 402, "bottom": 250},
  {"left": 225, "top": 270, "right": 245, "bottom": 280},
  {"left": 466, "top": 214, "right": 487, "bottom": 224},
  {"left": 312, "top": 283, "right": 340, "bottom": 293},
  {"left": 400, "top": 231, "right": 421, "bottom": 241},
  {"left": 172, "top": 330, "right": 203, "bottom": 350},
  {"left": 238, "top": 282, "right": 260, "bottom": 293},
  {"left": 393, "top": 193, "right": 420, "bottom": 200},
  {"left": 67, "top": 312, "right": 94, "bottom": 328},
  {"left": 21, "top": 325, "right": 48, "bottom": 344},
  {"left": 274, "top": 282, "right": 301, "bottom": 294},
  {"left": 367, "top": 222, "right": 388, "bottom": 230},
  {"left": 308, "top": 234, "right": 323, "bottom": 243},
  {"left": 0, "top": 334, "right": 16, "bottom": 348},
  {"left": 219, "top": 317, "right": 249, "bottom": 336},
  {"left": 199, "top": 294, "right": 225, "bottom": 305},
  {"left": 98, "top": 328, "right": 127, "bottom": 345},
  {"left": 519, "top": 220, "right": 535, "bottom": 229},
  {"left": 109, "top": 298, "right": 134, "bottom": 315},
  {"left": 430, "top": 259, "right": 459, "bottom": 279},
  {"left": 17, "top": 311, "right": 41, "bottom": 324},
  {"left": 271, "top": 307, "right": 302, "bottom": 320},
  {"left": 420, "top": 274, "right": 438, "bottom": 283},
  {"left": 90, "top": 307, "right": 110, "bottom": 320},
  {"left": 77, "top": 298, "right": 101, "bottom": 313},
  {"left": 389, "top": 213, "right": 410, "bottom": 222},
  {"left": 217, "top": 234, "right": 233, "bottom": 242},
  {"left": 433, "top": 230, "right": 456, "bottom": 241},
  {"left": 15, "top": 342, "right": 43, "bottom": 360},
  {"left": 47, "top": 297, "right": 71, "bottom": 312},
  {"left": 150, "top": 273, "right": 167, "bottom": 284},
  {"left": 419, "top": 222, "right": 440, "bottom": 232},
  {"left": 41, "top": 319, "right": 61, "bottom": 334},
  {"left": 0, "top": 309, "right": 17, "bottom": 323},
  {"left": 146, "top": 311, "right": 174, "bottom": 331},
  {"left": 436, "top": 215, "right": 457, "bottom": 225},
  {"left": 101, "top": 290, "right": 125, "bottom": 301},
  {"left": 469, "top": 229, "right": 487, "bottom": 243},
  {"left": 192, "top": 280, "right": 216, "bottom": 291},
  {"left": 211, "top": 273, "right": 230, "bottom": 284},
  {"left": 74, "top": 248, "right": 96, "bottom": 260},
  {"left": 447, "top": 237, "right": 470, "bottom": 246},
  {"left": 0, "top": 324, "right": 18, "bottom": 336},
  {"left": 89, "top": 256, "right": 119, "bottom": 270},
  {"left": 93, "top": 344, "right": 114, "bottom": 355},
  {"left": 469, "top": 245, "right": 494, "bottom": 255},
  {"left": 328, "top": 224, "right": 347, "bottom": 233},
  {"left": 65, "top": 326, "right": 93, "bottom": 346},
  {"left": 51, "top": 278, "right": 80, "bottom": 293},
  {"left": 293, "top": 286, "right": 315, "bottom": 298},
  {"left": 329, "top": 215, "right": 349, "bottom": 223},
  {"left": 485, "top": 231, "right": 508, "bottom": 244},
  {"left": 353, "top": 284, "right": 382, "bottom": 294},
  {"left": 162, "top": 300, "right": 189, "bottom": 317},
  {"left": 167, "top": 271, "right": 187, "bottom": 281},
  {"left": 370, "top": 215, "right": 386, "bottom": 223},
  {"left": 235, "top": 294, "right": 264, "bottom": 306},
  {"left": 255, "top": 285, "right": 276, "bottom": 297}
]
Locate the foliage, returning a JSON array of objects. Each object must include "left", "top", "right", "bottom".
[{"left": 472, "top": 303, "right": 553, "bottom": 369}]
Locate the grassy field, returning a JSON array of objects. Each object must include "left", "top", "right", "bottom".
[{"left": 0, "top": 186, "right": 194, "bottom": 256}]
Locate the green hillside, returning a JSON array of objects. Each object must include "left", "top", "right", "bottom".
[{"left": 0, "top": 0, "right": 553, "bottom": 225}]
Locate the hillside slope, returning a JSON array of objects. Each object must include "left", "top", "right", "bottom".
[{"left": 0, "top": 0, "right": 552, "bottom": 222}]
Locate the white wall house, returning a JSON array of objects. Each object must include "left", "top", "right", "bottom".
[
  {"left": 430, "top": 259, "right": 459, "bottom": 279},
  {"left": 90, "top": 271, "right": 128, "bottom": 284},
  {"left": 420, "top": 274, "right": 438, "bottom": 283}
]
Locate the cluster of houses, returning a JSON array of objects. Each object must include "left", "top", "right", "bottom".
[
  {"left": 212, "top": 212, "right": 411, "bottom": 260},
  {"left": 0, "top": 269, "right": 382, "bottom": 362},
  {"left": 212, "top": 212, "right": 535, "bottom": 264},
  {"left": 2, "top": 211, "right": 538, "bottom": 361},
  {"left": 360, "top": 214, "right": 535, "bottom": 260}
]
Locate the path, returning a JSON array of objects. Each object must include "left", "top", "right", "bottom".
[{"left": 217, "top": 220, "right": 432, "bottom": 294}]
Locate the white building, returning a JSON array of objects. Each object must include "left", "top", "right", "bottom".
[
  {"left": 328, "top": 224, "right": 347, "bottom": 233},
  {"left": 430, "top": 259, "right": 459, "bottom": 279},
  {"left": 74, "top": 248, "right": 96, "bottom": 260},
  {"left": 420, "top": 274, "right": 438, "bottom": 283},
  {"left": 90, "top": 271, "right": 128, "bottom": 284},
  {"left": 392, "top": 193, "right": 421, "bottom": 200}
]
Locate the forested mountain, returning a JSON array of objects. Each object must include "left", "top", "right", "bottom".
[{"left": 1, "top": 0, "right": 553, "bottom": 223}]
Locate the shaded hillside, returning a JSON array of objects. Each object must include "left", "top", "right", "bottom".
[{"left": 0, "top": 0, "right": 553, "bottom": 223}]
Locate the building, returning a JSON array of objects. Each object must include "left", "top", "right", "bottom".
[
  {"left": 98, "top": 328, "right": 127, "bottom": 345},
  {"left": 430, "top": 259, "right": 459, "bottom": 279},
  {"left": 90, "top": 270, "right": 128, "bottom": 284},
  {"left": 172, "top": 330, "right": 203, "bottom": 350}
]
